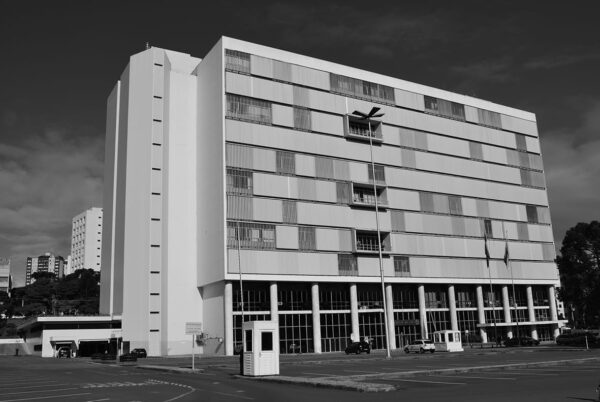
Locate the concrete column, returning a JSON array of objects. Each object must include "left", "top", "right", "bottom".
[
  {"left": 448, "top": 284, "right": 458, "bottom": 331},
  {"left": 418, "top": 284, "right": 428, "bottom": 339},
  {"left": 269, "top": 282, "right": 278, "bottom": 323},
  {"left": 548, "top": 285, "right": 560, "bottom": 339},
  {"left": 502, "top": 285, "right": 513, "bottom": 339},
  {"left": 385, "top": 284, "right": 396, "bottom": 350},
  {"left": 224, "top": 281, "right": 233, "bottom": 356},
  {"left": 526, "top": 285, "right": 538, "bottom": 340},
  {"left": 311, "top": 283, "right": 322, "bottom": 353},
  {"left": 350, "top": 283, "right": 359, "bottom": 342},
  {"left": 476, "top": 285, "right": 488, "bottom": 343}
]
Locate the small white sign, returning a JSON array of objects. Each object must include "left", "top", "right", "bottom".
[{"left": 185, "top": 322, "right": 203, "bottom": 335}]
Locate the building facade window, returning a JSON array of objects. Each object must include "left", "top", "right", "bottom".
[
  {"left": 298, "top": 226, "right": 316, "bottom": 251},
  {"left": 227, "top": 221, "right": 276, "bottom": 250},
  {"left": 424, "top": 96, "right": 465, "bottom": 121},
  {"left": 330, "top": 74, "right": 395, "bottom": 104},
  {"left": 367, "top": 164, "right": 385, "bottom": 183},
  {"left": 393, "top": 256, "right": 411, "bottom": 277},
  {"left": 293, "top": 107, "right": 311, "bottom": 131},
  {"left": 276, "top": 150, "right": 295, "bottom": 175},
  {"left": 226, "top": 94, "right": 272, "bottom": 124},
  {"left": 225, "top": 49, "right": 251, "bottom": 74},
  {"left": 338, "top": 254, "right": 358, "bottom": 275},
  {"left": 226, "top": 168, "right": 253, "bottom": 195}
]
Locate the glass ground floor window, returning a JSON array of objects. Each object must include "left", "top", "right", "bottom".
[
  {"left": 233, "top": 313, "right": 270, "bottom": 353},
  {"left": 457, "top": 309, "right": 480, "bottom": 342},
  {"left": 394, "top": 311, "right": 420, "bottom": 348},
  {"left": 279, "top": 313, "right": 313, "bottom": 353},
  {"left": 320, "top": 312, "right": 352, "bottom": 352},
  {"left": 358, "top": 312, "right": 387, "bottom": 350},
  {"left": 536, "top": 324, "right": 553, "bottom": 341},
  {"left": 485, "top": 309, "right": 504, "bottom": 324},
  {"left": 426, "top": 310, "right": 450, "bottom": 335}
]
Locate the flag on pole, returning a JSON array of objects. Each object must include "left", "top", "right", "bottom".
[
  {"left": 484, "top": 234, "right": 490, "bottom": 268},
  {"left": 503, "top": 240, "right": 510, "bottom": 266}
]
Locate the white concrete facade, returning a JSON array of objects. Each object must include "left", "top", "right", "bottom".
[
  {"left": 26, "top": 253, "right": 65, "bottom": 285},
  {"left": 102, "top": 37, "right": 562, "bottom": 356},
  {"left": 70, "top": 207, "right": 103, "bottom": 273}
]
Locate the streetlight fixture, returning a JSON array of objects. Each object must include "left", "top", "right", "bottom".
[{"left": 350, "top": 106, "right": 391, "bottom": 359}]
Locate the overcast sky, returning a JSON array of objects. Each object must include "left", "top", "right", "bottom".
[{"left": 1, "top": 1, "right": 599, "bottom": 286}]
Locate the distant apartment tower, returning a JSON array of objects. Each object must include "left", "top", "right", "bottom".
[
  {"left": 0, "top": 258, "right": 11, "bottom": 295},
  {"left": 70, "top": 207, "right": 103, "bottom": 272},
  {"left": 26, "top": 253, "right": 65, "bottom": 285}
]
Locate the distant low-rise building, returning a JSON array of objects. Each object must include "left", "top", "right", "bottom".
[
  {"left": 26, "top": 253, "right": 65, "bottom": 285},
  {"left": 0, "top": 258, "right": 11, "bottom": 296},
  {"left": 70, "top": 207, "right": 103, "bottom": 272}
]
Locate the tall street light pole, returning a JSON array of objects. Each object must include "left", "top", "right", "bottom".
[{"left": 351, "top": 107, "right": 391, "bottom": 359}]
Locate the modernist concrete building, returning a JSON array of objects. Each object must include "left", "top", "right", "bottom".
[
  {"left": 26, "top": 253, "right": 65, "bottom": 285},
  {"left": 70, "top": 207, "right": 103, "bottom": 273},
  {"left": 100, "top": 37, "right": 561, "bottom": 356}
]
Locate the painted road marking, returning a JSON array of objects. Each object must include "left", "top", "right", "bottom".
[
  {"left": 0, "top": 392, "right": 92, "bottom": 402},
  {"left": 2, "top": 384, "right": 72, "bottom": 390},
  {"left": 2, "top": 387, "right": 81, "bottom": 396},
  {"left": 301, "top": 372, "right": 339, "bottom": 377},
  {"left": 343, "top": 369, "right": 380, "bottom": 373},
  {"left": 212, "top": 391, "right": 254, "bottom": 400},
  {"left": 0, "top": 380, "right": 58, "bottom": 386},
  {"left": 432, "top": 374, "right": 516, "bottom": 381},
  {"left": 495, "top": 371, "right": 559, "bottom": 376},
  {"left": 390, "top": 378, "right": 466, "bottom": 385}
]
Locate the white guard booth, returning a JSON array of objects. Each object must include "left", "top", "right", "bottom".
[
  {"left": 242, "top": 321, "right": 279, "bottom": 376},
  {"left": 433, "top": 330, "right": 464, "bottom": 352}
]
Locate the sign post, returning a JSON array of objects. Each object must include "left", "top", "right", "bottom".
[{"left": 185, "top": 322, "right": 203, "bottom": 371}]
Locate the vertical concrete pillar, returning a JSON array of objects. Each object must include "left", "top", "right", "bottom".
[
  {"left": 385, "top": 284, "right": 396, "bottom": 350},
  {"left": 269, "top": 282, "right": 278, "bottom": 323},
  {"left": 502, "top": 285, "right": 513, "bottom": 339},
  {"left": 476, "top": 285, "right": 488, "bottom": 343},
  {"left": 548, "top": 285, "right": 560, "bottom": 339},
  {"left": 526, "top": 285, "right": 538, "bottom": 340},
  {"left": 448, "top": 284, "right": 458, "bottom": 331},
  {"left": 350, "top": 283, "right": 359, "bottom": 342},
  {"left": 311, "top": 283, "right": 321, "bottom": 353},
  {"left": 224, "top": 281, "right": 233, "bottom": 356},
  {"left": 418, "top": 284, "right": 428, "bottom": 339}
]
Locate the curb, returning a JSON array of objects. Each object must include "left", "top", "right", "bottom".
[
  {"left": 245, "top": 356, "right": 600, "bottom": 393},
  {"left": 137, "top": 365, "right": 204, "bottom": 374}
]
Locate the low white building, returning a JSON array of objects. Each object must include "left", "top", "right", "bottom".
[{"left": 17, "top": 316, "right": 122, "bottom": 358}]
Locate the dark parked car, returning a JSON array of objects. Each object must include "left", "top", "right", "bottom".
[
  {"left": 345, "top": 341, "right": 371, "bottom": 355},
  {"left": 119, "top": 353, "right": 138, "bottom": 362},
  {"left": 504, "top": 336, "right": 540, "bottom": 347},
  {"left": 131, "top": 348, "right": 147, "bottom": 358},
  {"left": 57, "top": 347, "right": 71, "bottom": 358},
  {"left": 556, "top": 333, "right": 598, "bottom": 347}
]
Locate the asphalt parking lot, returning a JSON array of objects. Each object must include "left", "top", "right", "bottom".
[{"left": 2, "top": 347, "right": 600, "bottom": 401}]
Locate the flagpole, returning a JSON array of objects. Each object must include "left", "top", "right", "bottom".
[
  {"left": 502, "top": 223, "right": 519, "bottom": 344},
  {"left": 485, "top": 234, "right": 499, "bottom": 345}
]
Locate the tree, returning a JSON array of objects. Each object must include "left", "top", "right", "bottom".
[{"left": 556, "top": 221, "right": 600, "bottom": 328}]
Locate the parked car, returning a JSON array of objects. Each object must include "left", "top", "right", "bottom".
[
  {"left": 345, "top": 340, "right": 371, "bottom": 355},
  {"left": 57, "top": 347, "right": 71, "bottom": 358},
  {"left": 131, "top": 348, "right": 147, "bottom": 358},
  {"left": 556, "top": 333, "right": 598, "bottom": 347},
  {"left": 404, "top": 339, "right": 436, "bottom": 354},
  {"left": 504, "top": 336, "right": 540, "bottom": 347},
  {"left": 119, "top": 353, "right": 138, "bottom": 362}
]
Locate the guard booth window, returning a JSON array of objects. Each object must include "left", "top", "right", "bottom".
[
  {"left": 245, "top": 330, "right": 252, "bottom": 352},
  {"left": 261, "top": 332, "right": 273, "bottom": 351}
]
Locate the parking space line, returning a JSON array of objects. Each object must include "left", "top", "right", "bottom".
[
  {"left": 496, "top": 371, "right": 559, "bottom": 376},
  {"left": 301, "top": 372, "right": 339, "bottom": 377},
  {"left": 390, "top": 378, "right": 466, "bottom": 385},
  {"left": 212, "top": 391, "right": 254, "bottom": 400},
  {"left": 432, "top": 374, "right": 516, "bottom": 381},
  {"left": 343, "top": 369, "right": 380, "bottom": 373},
  {"left": 0, "top": 380, "right": 58, "bottom": 386},
  {"left": 2, "top": 384, "right": 72, "bottom": 390},
  {"left": 0, "top": 392, "right": 92, "bottom": 402},
  {"left": 2, "top": 387, "right": 80, "bottom": 397}
]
